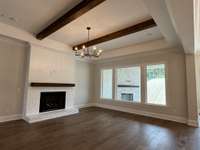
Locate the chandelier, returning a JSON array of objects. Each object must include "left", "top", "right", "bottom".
[{"left": 73, "top": 27, "right": 103, "bottom": 58}]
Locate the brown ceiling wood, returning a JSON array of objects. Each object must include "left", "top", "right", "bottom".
[
  {"left": 36, "top": 0, "right": 106, "bottom": 40},
  {"left": 73, "top": 19, "right": 157, "bottom": 50}
]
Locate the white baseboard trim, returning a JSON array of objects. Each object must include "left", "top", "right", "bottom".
[
  {"left": 94, "top": 103, "right": 188, "bottom": 124},
  {"left": 74, "top": 103, "right": 96, "bottom": 109},
  {"left": 0, "top": 114, "right": 22, "bottom": 123},
  {"left": 75, "top": 103, "right": 199, "bottom": 127},
  {"left": 0, "top": 104, "right": 198, "bottom": 127}
]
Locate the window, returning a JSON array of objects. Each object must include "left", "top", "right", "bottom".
[
  {"left": 116, "top": 66, "right": 141, "bottom": 102},
  {"left": 146, "top": 64, "right": 166, "bottom": 105},
  {"left": 99, "top": 63, "right": 167, "bottom": 107},
  {"left": 101, "top": 69, "right": 113, "bottom": 99}
]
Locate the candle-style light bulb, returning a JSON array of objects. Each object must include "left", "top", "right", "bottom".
[
  {"left": 93, "top": 46, "right": 97, "bottom": 50},
  {"left": 82, "top": 45, "right": 86, "bottom": 49},
  {"left": 80, "top": 52, "right": 85, "bottom": 57},
  {"left": 74, "top": 47, "right": 78, "bottom": 51}
]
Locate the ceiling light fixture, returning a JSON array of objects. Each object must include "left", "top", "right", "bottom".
[{"left": 73, "top": 27, "right": 103, "bottom": 58}]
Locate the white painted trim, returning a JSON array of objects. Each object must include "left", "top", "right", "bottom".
[
  {"left": 94, "top": 103, "right": 187, "bottom": 124},
  {"left": 94, "top": 103, "right": 200, "bottom": 127},
  {"left": 99, "top": 62, "right": 169, "bottom": 106},
  {"left": 0, "top": 22, "right": 72, "bottom": 53},
  {"left": 74, "top": 103, "right": 96, "bottom": 109},
  {"left": 30, "top": 43, "right": 73, "bottom": 56},
  {"left": 76, "top": 103, "right": 190, "bottom": 124},
  {"left": 0, "top": 22, "right": 183, "bottom": 62},
  {"left": 0, "top": 114, "right": 22, "bottom": 123},
  {"left": 23, "top": 108, "right": 79, "bottom": 123},
  {"left": 0, "top": 34, "right": 27, "bottom": 47},
  {"left": 94, "top": 47, "right": 183, "bottom": 64},
  {"left": 0, "top": 104, "right": 198, "bottom": 127},
  {"left": 74, "top": 103, "right": 199, "bottom": 127},
  {"left": 143, "top": 62, "right": 168, "bottom": 106},
  {"left": 93, "top": 40, "right": 179, "bottom": 62}
]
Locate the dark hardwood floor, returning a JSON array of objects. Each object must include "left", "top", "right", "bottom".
[{"left": 0, "top": 107, "right": 200, "bottom": 150}]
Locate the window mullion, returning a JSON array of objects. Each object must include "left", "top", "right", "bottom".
[
  {"left": 141, "top": 64, "right": 146, "bottom": 104},
  {"left": 112, "top": 68, "right": 116, "bottom": 100}
]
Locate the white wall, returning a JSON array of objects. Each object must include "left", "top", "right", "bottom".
[
  {"left": 0, "top": 35, "right": 27, "bottom": 118},
  {"left": 0, "top": 26, "right": 194, "bottom": 124},
  {"left": 0, "top": 35, "right": 94, "bottom": 120},
  {"left": 29, "top": 44, "right": 76, "bottom": 83},
  {"left": 28, "top": 44, "right": 94, "bottom": 106},
  {"left": 24, "top": 44, "right": 77, "bottom": 115},
  {"left": 94, "top": 48, "right": 188, "bottom": 119},
  {"left": 24, "top": 44, "right": 94, "bottom": 114},
  {"left": 74, "top": 61, "right": 94, "bottom": 107}
]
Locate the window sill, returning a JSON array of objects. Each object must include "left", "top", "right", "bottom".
[
  {"left": 100, "top": 98, "right": 169, "bottom": 108},
  {"left": 144, "top": 102, "right": 168, "bottom": 107},
  {"left": 115, "top": 99, "right": 141, "bottom": 104},
  {"left": 100, "top": 98, "right": 113, "bottom": 101},
  {"left": 100, "top": 98, "right": 142, "bottom": 105}
]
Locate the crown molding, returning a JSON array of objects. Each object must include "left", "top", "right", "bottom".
[{"left": 0, "top": 22, "right": 72, "bottom": 53}]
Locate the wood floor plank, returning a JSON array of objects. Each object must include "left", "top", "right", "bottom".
[{"left": 0, "top": 107, "right": 199, "bottom": 150}]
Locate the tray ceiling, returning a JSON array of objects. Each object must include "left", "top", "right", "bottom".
[{"left": 0, "top": 0, "right": 163, "bottom": 51}]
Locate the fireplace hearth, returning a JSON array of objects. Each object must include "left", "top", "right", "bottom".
[{"left": 39, "top": 91, "right": 66, "bottom": 113}]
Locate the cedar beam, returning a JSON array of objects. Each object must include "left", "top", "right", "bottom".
[{"left": 36, "top": 0, "right": 106, "bottom": 40}]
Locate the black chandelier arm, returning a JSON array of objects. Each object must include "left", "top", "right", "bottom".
[{"left": 73, "top": 26, "right": 102, "bottom": 58}]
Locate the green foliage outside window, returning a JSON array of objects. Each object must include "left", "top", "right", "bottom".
[{"left": 147, "top": 65, "right": 165, "bottom": 80}]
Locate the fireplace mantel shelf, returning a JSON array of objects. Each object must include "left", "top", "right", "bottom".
[{"left": 30, "top": 82, "right": 75, "bottom": 87}]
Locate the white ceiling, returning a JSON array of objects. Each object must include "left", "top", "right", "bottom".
[
  {"left": 142, "top": 0, "right": 181, "bottom": 47},
  {"left": 0, "top": 0, "right": 82, "bottom": 33},
  {"left": 164, "top": 0, "right": 195, "bottom": 53},
  {"left": 49, "top": 0, "right": 155, "bottom": 45},
  {"left": 0, "top": 0, "right": 164, "bottom": 51},
  {"left": 94, "top": 27, "right": 162, "bottom": 51}
]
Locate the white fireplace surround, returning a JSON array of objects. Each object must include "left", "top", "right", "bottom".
[
  {"left": 22, "top": 44, "right": 79, "bottom": 123},
  {"left": 23, "top": 86, "right": 79, "bottom": 123}
]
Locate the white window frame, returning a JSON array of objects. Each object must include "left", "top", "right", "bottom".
[
  {"left": 99, "top": 62, "right": 169, "bottom": 107},
  {"left": 144, "top": 62, "right": 168, "bottom": 107},
  {"left": 114, "top": 64, "right": 142, "bottom": 103}
]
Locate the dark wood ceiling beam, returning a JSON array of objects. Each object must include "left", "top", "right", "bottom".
[
  {"left": 36, "top": 0, "right": 106, "bottom": 40},
  {"left": 73, "top": 19, "right": 157, "bottom": 50}
]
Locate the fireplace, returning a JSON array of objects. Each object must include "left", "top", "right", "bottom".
[
  {"left": 24, "top": 82, "right": 78, "bottom": 123},
  {"left": 39, "top": 91, "right": 66, "bottom": 113}
]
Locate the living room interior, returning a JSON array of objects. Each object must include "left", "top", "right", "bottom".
[{"left": 0, "top": 0, "right": 200, "bottom": 149}]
